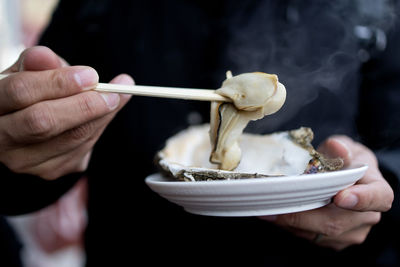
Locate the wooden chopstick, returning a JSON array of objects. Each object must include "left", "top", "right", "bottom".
[{"left": 0, "top": 73, "right": 230, "bottom": 102}]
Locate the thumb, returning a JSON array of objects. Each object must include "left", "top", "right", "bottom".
[
  {"left": 318, "top": 135, "right": 352, "bottom": 167},
  {"left": 320, "top": 136, "right": 394, "bottom": 212},
  {"left": 2, "top": 46, "right": 68, "bottom": 74}
]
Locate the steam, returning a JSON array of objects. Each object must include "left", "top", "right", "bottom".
[{"left": 219, "top": 0, "right": 396, "bottom": 134}]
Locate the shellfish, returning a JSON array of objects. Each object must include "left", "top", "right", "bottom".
[
  {"left": 156, "top": 125, "right": 343, "bottom": 181},
  {"left": 210, "top": 71, "right": 286, "bottom": 170},
  {"left": 156, "top": 71, "right": 343, "bottom": 181}
]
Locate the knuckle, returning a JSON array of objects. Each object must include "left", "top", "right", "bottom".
[
  {"left": 282, "top": 213, "right": 302, "bottom": 228},
  {"left": 362, "top": 182, "right": 394, "bottom": 212},
  {"left": 6, "top": 76, "right": 33, "bottom": 107},
  {"left": 363, "top": 190, "right": 375, "bottom": 211},
  {"left": 321, "top": 219, "right": 346, "bottom": 237},
  {"left": 78, "top": 93, "right": 104, "bottom": 118},
  {"left": 68, "top": 122, "right": 96, "bottom": 141},
  {"left": 50, "top": 70, "right": 69, "bottom": 94},
  {"left": 24, "top": 104, "right": 55, "bottom": 138}
]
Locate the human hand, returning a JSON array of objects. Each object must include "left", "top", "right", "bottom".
[
  {"left": 0, "top": 46, "right": 133, "bottom": 180},
  {"left": 260, "top": 135, "right": 394, "bottom": 250}
]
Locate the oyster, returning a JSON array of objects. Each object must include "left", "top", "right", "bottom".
[
  {"left": 156, "top": 71, "right": 342, "bottom": 182},
  {"left": 156, "top": 125, "right": 343, "bottom": 181},
  {"left": 209, "top": 72, "right": 286, "bottom": 170}
]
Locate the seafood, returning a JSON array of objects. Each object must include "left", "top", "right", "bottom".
[
  {"left": 155, "top": 72, "right": 343, "bottom": 181},
  {"left": 156, "top": 125, "right": 343, "bottom": 181},
  {"left": 210, "top": 71, "right": 286, "bottom": 170}
]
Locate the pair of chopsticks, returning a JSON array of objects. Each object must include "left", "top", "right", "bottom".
[{"left": 0, "top": 73, "right": 230, "bottom": 102}]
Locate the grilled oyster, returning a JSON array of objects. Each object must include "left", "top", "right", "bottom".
[
  {"left": 156, "top": 125, "right": 343, "bottom": 181},
  {"left": 210, "top": 71, "right": 286, "bottom": 170},
  {"left": 156, "top": 71, "right": 342, "bottom": 181}
]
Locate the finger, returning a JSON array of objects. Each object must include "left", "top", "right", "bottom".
[
  {"left": 1, "top": 89, "right": 120, "bottom": 145},
  {"left": 25, "top": 144, "right": 94, "bottom": 180},
  {"left": 2, "top": 90, "right": 129, "bottom": 170},
  {"left": 108, "top": 73, "right": 134, "bottom": 104},
  {"left": 16, "top": 126, "right": 99, "bottom": 180},
  {"left": 2, "top": 46, "right": 67, "bottom": 74},
  {"left": 1, "top": 114, "right": 110, "bottom": 170},
  {"left": 20, "top": 46, "right": 69, "bottom": 71},
  {"left": 261, "top": 204, "right": 381, "bottom": 237},
  {"left": 334, "top": 180, "right": 394, "bottom": 212},
  {"left": 317, "top": 136, "right": 352, "bottom": 167},
  {"left": 3, "top": 73, "right": 133, "bottom": 145},
  {"left": 0, "top": 73, "right": 132, "bottom": 148},
  {"left": 275, "top": 217, "right": 376, "bottom": 250},
  {"left": 0, "top": 67, "right": 99, "bottom": 115},
  {"left": 0, "top": 74, "right": 133, "bottom": 176},
  {"left": 318, "top": 135, "right": 394, "bottom": 212},
  {"left": 282, "top": 227, "right": 316, "bottom": 241},
  {"left": 311, "top": 224, "right": 373, "bottom": 250},
  {"left": 34, "top": 74, "right": 134, "bottom": 179}
]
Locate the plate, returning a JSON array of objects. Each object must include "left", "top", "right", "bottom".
[{"left": 145, "top": 164, "right": 368, "bottom": 217}]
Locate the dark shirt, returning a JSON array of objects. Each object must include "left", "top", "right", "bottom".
[{"left": 2, "top": 0, "right": 400, "bottom": 266}]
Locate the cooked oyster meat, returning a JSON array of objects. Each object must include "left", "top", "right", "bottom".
[{"left": 210, "top": 71, "right": 286, "bottom": 170}]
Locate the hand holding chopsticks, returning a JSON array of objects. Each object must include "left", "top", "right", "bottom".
[{"left": 0, "top": 73, "right": 230, "bottom": 102}]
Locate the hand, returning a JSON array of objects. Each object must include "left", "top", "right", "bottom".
[
  {"left": 260, "top": 135, "right": 394, "bottom": 250},
  {"left": 0, "top": 46, "right": 133, "bottom": 180}
]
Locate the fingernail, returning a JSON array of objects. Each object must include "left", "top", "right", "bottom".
[
  {"left": 18, "top": 55, "right": 25, "bottom": 71},
  {"left": 73, "top": 67, "right": 99, "bottom": 90},
  {"left": 101, "top": 93, "right": 120, "bottom": 110},
  {"left": 339, "top": 193, "right": 358, "bottom": 209}
]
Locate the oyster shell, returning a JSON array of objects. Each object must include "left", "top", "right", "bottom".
[{"left": 156, "top": 125, "right": 343, "bottom": 181}]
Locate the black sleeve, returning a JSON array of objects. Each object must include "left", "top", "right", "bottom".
[{"left": 0, "top": 163, "right": 82, "bottom": 215}]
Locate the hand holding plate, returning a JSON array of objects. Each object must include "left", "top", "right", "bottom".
[{"left": 260, "top": 135, "right": 393, "bottom": 250}]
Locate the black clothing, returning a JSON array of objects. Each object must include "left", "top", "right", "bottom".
[
  {"left": 0, "top": 217, "right": 22, "bottom": 267},
  {"left": 2, "top": 0, "right": 400, "bottom": 266}
]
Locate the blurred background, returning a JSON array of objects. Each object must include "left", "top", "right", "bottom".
[
  {"left": 0, "top": 0, "right": 58, "bottom": 69},
  {"left": 1, "top": 1, "right": 87, "bottom": 266}
]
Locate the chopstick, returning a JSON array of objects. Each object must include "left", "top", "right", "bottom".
[{"left": 0, "top": 73, "right": 230, "bottom": 102}]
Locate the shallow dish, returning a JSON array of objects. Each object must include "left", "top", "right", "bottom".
[{"left": 145, "top": 164, "right": 368, "bottom": 217}]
